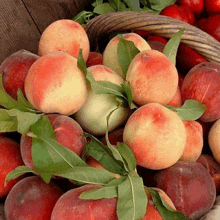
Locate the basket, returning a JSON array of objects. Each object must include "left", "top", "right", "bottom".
[{"left": 86, "top": 11, "right": 220, "bottom": 64}]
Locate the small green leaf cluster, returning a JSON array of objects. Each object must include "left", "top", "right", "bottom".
[{"left": 73, "top": 0, "right": 177, "bottom": 24}]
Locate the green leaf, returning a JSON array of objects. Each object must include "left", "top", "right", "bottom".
[
  {"left": 55, "top": 166, "right": 116, "bottom": 185},
  {"left": 163, "top": 28, "right": 185, "bottom": 65},
  {"left": 30, "top": 115, "right": 55, "bottom": 139},
  {"left": 77, "top": 49, "right": 88, "bottom": 74},
  {"left": 116, "top": 142, "right": 136, "bottom": 172},
  {"left": 79, "top": 185, "right": 118, "bottom": 199},
  {"left": 148, "top": 0, "right": 176, "bottom": 12},
  {"left": 109, "top": 0, "right": 128, "bottom": 11},
  {"left": 0, "top": 109, "right": 17, "bottom": 132},
  {"left": 4, "top": 166, "right": 33, "bottom": 186},
  {"left": 8, "top": 109, "right": 41, "bottom": 135},
  {"left": 92, "top": 0, "right": 103, "bottom": 7},
  {"left": 117, "top": 34, "right": 140, "bottom": 79},
  {"left": 148, "top": 188, "right": 187, "bottom": 220},
  {"left": 117, "top": 176, "right": 147, "bottom": 220},
  {"left": 0, "top": 74, "right": 29, "bottom": 112},
  {"left": 123, "top": 0, "right": 141, "bottom": 11},
  {"left": 72, "top": 11, "right": 94, "bottom": 24},
  {"left": 165, "top": 99, "right": 206, "bottom": 121},
  {"left": 105, "top": 175, "right": 127, "bottom": 186},
  {"left": 93, "top": 3, "right": 116, "bottom": 14},
  {"left": 121, "top": 81, "right": 137, "bottom": 109},
  {"left": 84, "top": 133, "right": 127, "bottom": 176},
  {"left": 17, "top": 89, "right": 36, "bottom": 111}
]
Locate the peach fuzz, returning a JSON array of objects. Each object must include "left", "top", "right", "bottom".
[
  {"left": 103, "top": 32, "right": 151, "bottom": 78},
  {"left": 20, "top": 114, "right": 86, "bottom": 170},
  {"left": 208, "top": 118, "right": 220, "bottom": 165},
  {"left": 74, "top": 65, "right": 130, "bottom": 136},
  {"left": 24, "top": 51, "right": 88, "bottom": 115},
  {"left": 123, "top": 102, "right": 187, "bottom": 170},
  {"left": 179, "top": 120, "right": 203, "bottom": 162},
  {"left": 38, "top": 19, "right": 90, "bottom": 61},
  {"left": 126, "top": 50, "right": 179, "bottom": 106}
]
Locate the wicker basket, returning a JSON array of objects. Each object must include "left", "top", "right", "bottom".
[{"left": 86, "top": 11, "right": 220, "bottom": 64}]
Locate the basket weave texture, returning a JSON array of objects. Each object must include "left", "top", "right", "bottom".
[{"left": 86, "top": 11, "right": 220, "bottom": 64}]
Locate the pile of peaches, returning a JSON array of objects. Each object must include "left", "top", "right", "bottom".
[{"left": 0, "top": 11, "right": 220, "bottom": 220}]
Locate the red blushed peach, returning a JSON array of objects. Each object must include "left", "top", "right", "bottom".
[
  {"left": 123, "top": 103, "right": 187, "bottom": 170},
  {"left": 4, "top": 176, "right": 63, "bottom": 220},
  {"left": 179, "top": 120, "right": 203, "bottom": 162},
  {"left": 155, "top": 161, "right": 216, "bottom": 220},
  {"left": 181, "top": 62, "right": 220, "bottom": 122},
  {"left": 126, "top": 50, "right": 179, "bottom": 106},
  {"left": 25, "top": 51, "right": 88, "bottom": 115},
  {"left": 51, "top": 184, "right": 118, "bottom": 220},
  {"left": 0, "top": 49, "right": 39, "bottom": 100},
  {"left": 0, "top": 136, "right": 24, "bottom": 199},
  {"left": 38, "top": 19, "right": 90, "bottom": 61},
  {"left": 103, "top": 33, "right": 151, "bottom": 78},
  {"left": 20, "top": 114, "right": 86, "bottom": 170},
  {"left": 86, "top": 52, "right": 103, "bottom": 67},
  {"left": 74, "top": 65, "right": 130, "bottom": 136},
  {"left": 208, "top": 118, "right": 220, "bottom": 165},
  {"left": 167, "top": 86, "right": 182, "bottom": 107}
]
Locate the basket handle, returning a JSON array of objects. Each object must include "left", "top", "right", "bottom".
[{"left": 86, "top": 11, "right": 220, "bottom": 64}]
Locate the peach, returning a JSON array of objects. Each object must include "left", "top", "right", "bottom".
[
  {"left": 20, "top": 114, "right": 86, "bottom": 170},
  {"left": 0, "top": 136, "right": 24, "bottom": 199},
  {"left": 126, "top": 50, "right": 179, "bottom": 106},
  {"left": 155, "top": 161, "right": 216, "bottom": 220},
  {"left": 51, "top": 184, "right": 118, "bottom": 220},
  {"left": 197, "top": 154, "right": 220, "bottom": 194},
  {"left": 167, "top": 86, "right": 182, "bottom": 107},
  {"left": 0, "top": 49, "right": 39, "bottom": 99},
  {"left": 181, "top": 62, "right": 220, "bottom": 122},
  {"left": 38, "top": 19, "right": 90, "bottom": 61},
  {"left": 86, "top": 52, "right": 103, "bottom": 67},
  {"left": 103, "top": 33, "right": 151, "bottom": 78},
  {"left": 4, "top": 176, "right": 63, "bottom": 220},
  {"left": 74, "top": 65, "right": 130, "bottom": 136},
  {"left": 24, "top": 51, "right": 88, "bottom": 115},
  {"left": 123, "top": 102, "right": 187, "bottom": 170},
  {"left": 179, "top": 120, "right": 203, "bottom": 162},
  {"left": 208, "top": 118, "right": 220, "bottom": 165}
]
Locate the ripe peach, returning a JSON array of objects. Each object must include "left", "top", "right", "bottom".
[
  {"left": 0, "top": 49, "right": 39, "bottom": 99},
  {"left": 123, "top": 102, "right": 187, "bottom": 170},
  {"left": 20, "top": 114, "right": 86, "bottom": 169},
  {"left": 51, "top": 184, "right": 118, "bottom": 220},
  {"left": 4, "top": 176, "right": 63, "bottom": 220},
  {"left": 38, "top": 19, "right": 90, "bottom": 61},
  {"left": 155, "top": 161, "right": 216, "bottom": 220},
  {"left": 86, "top": 52, "right": 103, "bottom": 67},
  {"left": 181, "top": 62, "right": 220, "bottom": 122},
  {"left": 126, "top": 50, "right": 179, "bottom": 106},
  {"left": 167, "top": 86, "right": 182, "bottom": 107},
  {"left": 179, "top": 120, "right": 203, "bottom": 161},
  {"left": 24, "top": 51, "right": 88, "bottom": 115},
  {"left": 74, "top": 65, "right": 130, "bottom": 136},
  {"left": 0, "top": 136, "right": 24, "bottom": 199},
  {"left": 103, "top": 33, "right": 151, "bottom": 78},
  {"left": 208, "top": 118, "right": 220, "bottom": 165}
]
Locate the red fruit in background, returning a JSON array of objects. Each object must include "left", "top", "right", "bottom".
[
  {"left": 0, "top": 136, "right": 24, "bottom": 199},
  {"left": 86, "top": 52, "right": 103, "bottom": 67},
  {"left": 178, "top": 0, "right": 204, "bottom": 15},
  {"left": 204, "top": 0, "right": 220, "bottom": 14},
  {"left": 176, "top": 43, "right": 207, "bottom": 74},
  {"left": 181, "top": 62, "right": 220, "bottom": 122},
  {"left": 147, "top": 35, "right": 168, "bottom": 44},
  {"left": 133, "top": 30, "right": 150, "bottom": 39},
  {"left": 147, "top": 41, "right": 166, "bottom": 53},
  {"left": 197, "top": 15, "right": 220, "bottom": 42},
  {"left": 4, "top": 176, "right": 63, "bottom": 220},
  {"left": 0, "top": 49, "right": 39, "bottom": 100},
  {"left": 160, "top": 4, "right": 195, "bottom": 25}
]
